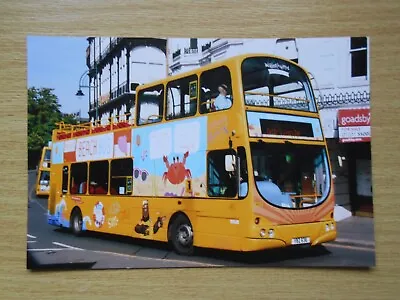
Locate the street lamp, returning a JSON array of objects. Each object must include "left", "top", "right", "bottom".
[
  {"left": 75, "top": 89, "right": 85, "bottom": 97},
  {"left": 75, "top": 69, "right": 98, "bottom": 120}
]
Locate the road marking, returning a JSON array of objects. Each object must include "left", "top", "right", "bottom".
[
  {"left": 326, "top": 243, "right": 375, "bottom": 252},
  {"left": 27, "top": 234, "right": 37, "bottom": 239},
  {"left": 27, "top": 248, "right": 79, "bottom": 252},
  {"left": 28, "top": 181, "right": 35, "bottom": 201},
  {"left": 33, "top": 199, "right": 47, "bottom": 212},
  {"left": 52, "top": 242, "right": 84, "bottom": 250},
  {"left": 91, "top": 250, "right": 223, "bottom": 267},
  {"left": 334, "top": 238, "right": 375, "bottom": 248},
  {"left": 27, "top": 241, "right": 36, "bottom": 244}
]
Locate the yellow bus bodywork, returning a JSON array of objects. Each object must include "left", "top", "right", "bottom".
[{"left": 48, "top": 53, "right": 336, "bottom": 253}]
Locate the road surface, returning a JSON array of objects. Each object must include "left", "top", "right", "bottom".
[{"left": 27, "top": 171, "right": 375, "bottom": 269}]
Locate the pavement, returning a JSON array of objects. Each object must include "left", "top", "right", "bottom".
[{"left": 330, "top": 215, "right": 375, "bottom": 248}]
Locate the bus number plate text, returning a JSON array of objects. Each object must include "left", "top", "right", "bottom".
[{"left": 291, "top": 237, "right": 310, "bottom": 245}]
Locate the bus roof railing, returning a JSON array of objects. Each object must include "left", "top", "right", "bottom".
[{"left": 54, "top": 112, "right": 133, "bottom": 141}]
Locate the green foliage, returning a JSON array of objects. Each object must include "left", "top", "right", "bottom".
[
  {"left": 27, "top": 87, "right": 62, "bottom": 151},
  {"left": 61, "top": 113, "right": 79, "bottom": 125}
]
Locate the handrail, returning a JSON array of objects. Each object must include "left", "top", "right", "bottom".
[
  {"left": 201, "top": 99, "right": 215, "bottom": 106},
  {"left": 245, "top": 91, "right": 310, "bottom": 103},
  {"left": 54, "top": 112, "right": 133, "bottom": 140},
  {"left": 146, "top": 114, "right": 162, "bottom": 122},
  {"left": 290, "top": 194, "right": 322, "bottom": 199}
]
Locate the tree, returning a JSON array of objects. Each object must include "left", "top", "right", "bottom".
[
  {"left": 61, "top": 113, "right": 79, "bottom": 126},
  {"left": 28, "top": 87, "right": 85, "bottom": 169},
  {"left": 28, "top": 87, "right": 62, "bottom": 151}
]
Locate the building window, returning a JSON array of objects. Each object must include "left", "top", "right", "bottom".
[
  {"left": 137, "top": 84, "right": 164, "bottom": 125},
  {"left": 274, "top": 38, "right": 298, "bottom": 63},
  {"left": 166, "top": 75, "right": 197, "bottom": 120},
  {"left": 350, "top": 37, "right": 368, "bottom": 78},
  {"left": 190, "top": 38, "right": 198, "bottom": 49}
]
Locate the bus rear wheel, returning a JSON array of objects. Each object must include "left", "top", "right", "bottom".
[
  {"left": 70, "top": 209, "right": 83, "bottom": 236},
  {"left": 169, "top": 215, "right": 194, "bottom": 255}
]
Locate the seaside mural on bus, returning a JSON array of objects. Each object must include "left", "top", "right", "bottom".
[{"left": 131, "top": 116, "right": 208, "bottom": 198}]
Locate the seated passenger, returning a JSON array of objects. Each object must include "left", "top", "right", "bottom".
[
  {"left": 79, "top": 181, "right": 87, "bottom": 194},
  {"left": 214, "top": 84, "right": 232, "bottom": 110}
]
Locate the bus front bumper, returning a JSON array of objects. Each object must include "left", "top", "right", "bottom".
[
  {"left": 242, "top": 222, "right": 337, "bottom": 252},
  {"left": 242, "top": 230, "right": 336, "bottom": 252}
]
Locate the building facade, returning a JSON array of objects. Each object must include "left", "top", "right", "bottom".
[
  {"left": 85, "top": 37, "right": 167, "bottom": 125},
  {"left": 83, "top": 36, "right": 372, "bottom": 216}
]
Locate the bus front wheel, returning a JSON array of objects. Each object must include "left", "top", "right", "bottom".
[
  {"left": 169, "top": 215, "right": 194, "bottom": 255},
  {"left": 70, "top": 209, "right": 83, "bottom": 236}
]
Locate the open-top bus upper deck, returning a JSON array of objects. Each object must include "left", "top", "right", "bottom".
[{"left": 53, "top": 53, "right": 320, "bottom": 143}]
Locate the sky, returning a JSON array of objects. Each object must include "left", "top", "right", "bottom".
[{"left": 27, "top": 36, "right": 89, "bottom": 116}]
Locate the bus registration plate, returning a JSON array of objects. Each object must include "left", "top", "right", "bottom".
[{"left": 291, "top": 237, "right": 310, "bottom": 245}]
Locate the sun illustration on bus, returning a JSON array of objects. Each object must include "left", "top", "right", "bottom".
[{"left": 162, "top": 151, "right": 192, "bottom": 185}]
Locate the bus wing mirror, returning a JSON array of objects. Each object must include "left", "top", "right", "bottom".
[{"left": 225, "top": 155, "right": 236, "bottom": 172}]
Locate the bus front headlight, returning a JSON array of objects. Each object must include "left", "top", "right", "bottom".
[{"left": 268, "top": 229, "right": 275, "bottom": 238}]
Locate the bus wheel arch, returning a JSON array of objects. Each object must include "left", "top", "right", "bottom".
[
  {"left": 167, "top": 212, "right": 194, "bottom": 256},
  {"left": 70, "top": 206, "right": 83, "bottom": 236}
]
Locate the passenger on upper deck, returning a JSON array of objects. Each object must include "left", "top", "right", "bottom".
[{"left": 214, "top": 84, "right": 232, "bottom": 110}]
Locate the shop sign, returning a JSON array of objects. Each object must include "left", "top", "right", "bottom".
[{"left": 338, "top": 108, "right": 370, "bottom": 143}]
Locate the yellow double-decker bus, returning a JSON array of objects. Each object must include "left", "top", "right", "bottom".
[
  {"left": 36, "top": 143, "right": 52, "bottom": 197},
  {"left": 48, "top": 53, "right": 336, "bottom": 255}
]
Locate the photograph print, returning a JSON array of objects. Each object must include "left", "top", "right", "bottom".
[{"left": 27, "top": 36, "right": 374, "bottom": 270}]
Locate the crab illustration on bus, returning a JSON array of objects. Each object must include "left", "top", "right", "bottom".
[{"left": 162, "top": 151, "right": 192, "bottom": 185}]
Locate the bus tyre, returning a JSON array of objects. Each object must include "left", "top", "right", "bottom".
[
  {"left": 70, "top": 210, "right": 83, "bottom": 236},
  {"left": 170, "top": 215, "right": 194, "bottom": 256}
]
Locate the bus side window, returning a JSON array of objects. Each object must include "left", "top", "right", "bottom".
[
  {"left": 238, "top": 147, "right": 248, "bottom": 198},
  {"left": 200, "top": 66, "right": 233, "bottom": 114},
  {"left": 110, "top": 158, "right": 133, "bottom": 195},
  {"left": 207, "top": 150, "right": 237, "bottom": 198},
  {"left": 166, "top": 75, "right": 197, "bottom": 120},
  {"left": 70, "top": 162, "right": 88, "bottom": 195},
  {"left": 137, "top": 84, "right": 164, "bottom": 126},
  {"left": 89, "top": 160, "right": 109, "bottom": 195},
  {"left": 62, "top": 166, "right": 68, "bottom": 194}
]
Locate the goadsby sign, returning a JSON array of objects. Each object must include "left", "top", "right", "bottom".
[
  {"left": 338, "top": 108, "right": 371, "bottom": 127},
  {"left": 338, "top": 108, "right": 371, "bottom": 143}
]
